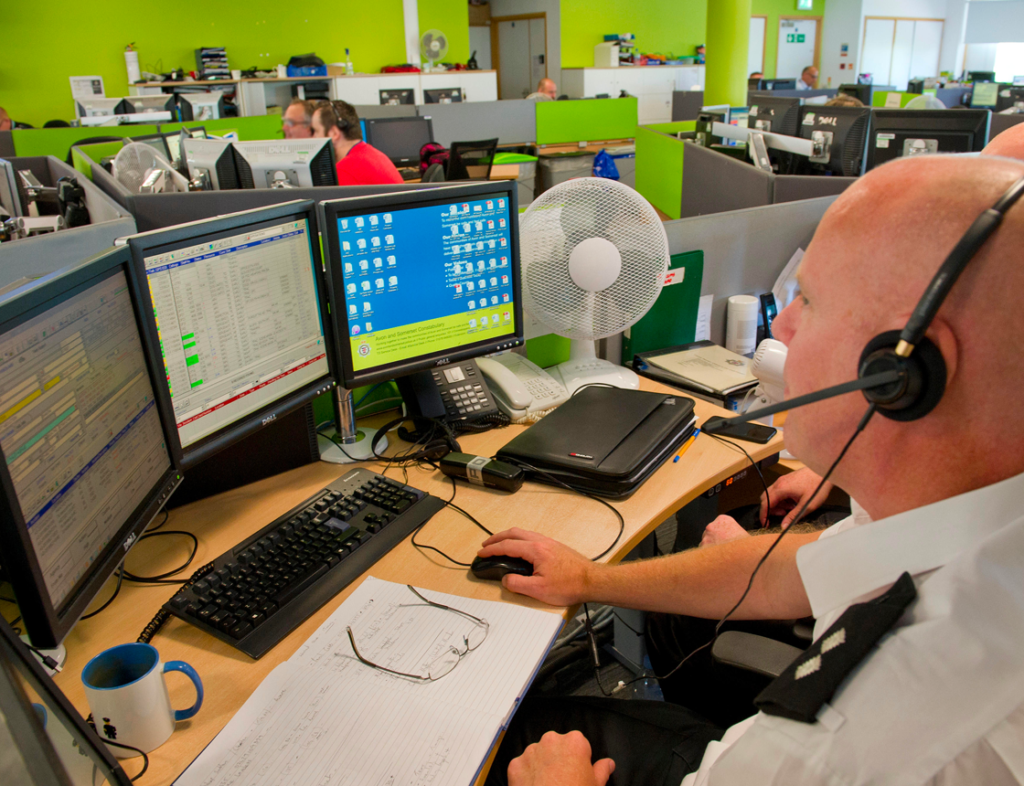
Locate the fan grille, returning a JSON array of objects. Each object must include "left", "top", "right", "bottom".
[
  {"left": 113, "top": 143, "right": 173, "bottom": 194},
  {"left": 520, "top": 178, "right": 668, "bottom": 340}
]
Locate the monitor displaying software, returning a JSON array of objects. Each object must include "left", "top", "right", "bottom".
[
  {"left": 0, "top": 249, "right": 180, "bottom": 646},
  {"left": 131, "top": 202, "right": 334, "bottom": 463},
  {"left": 321, "top": 182, "right": 523, "bottom": 388}
]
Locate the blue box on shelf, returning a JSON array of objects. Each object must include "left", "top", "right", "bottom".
[{"left": 287, "top": 65, "right": 328, "bottom": 77}]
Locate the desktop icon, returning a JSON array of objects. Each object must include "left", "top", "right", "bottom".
[
  {"left": 486, "top": 200, "right": 493, "bottom": 210},
  {"left": 475, "top": 222, "right": 483, "bottom": 232},
  {"left": 449, "top": 205, "right": 458, "bottom": 215},
  {"left": 385, "top": 234, "right": 394, "bottom": 245},
  {"left": 359, "top": 259, "right": 369, "bottom": 271},
  {"left": 462, "top": 203, "right": 469, "bottom": 213},
  {"left": 387, "top": 255, "right": 396, "bottom": 266},
  {"left": 347, "top": 283, "right": 356, "bottom": 294},
  {"left": 455, "top": 283, "right": 462, "bottom": 294},
  {"left": 479, "top": 279, "right": 486, "bottom": 289},
  {"left": 369, "top": 215, "right": 378, "bottom": 226},
  {"left": 501, "top": 275, "right": 508, "bottom": 284},
  {"left": 388, "top": 276, "right": 398, "bottom": 287},
  {"left": 355, "top": 217, "right": 364, "bottom": 228},
  {"left": 373, "top": 257, "right": 383, "bottom": 269},
  {"left": 466, "top": 281, "right": 475, "bottom": 291},
  {"left": 451, "top": 225, "right": 460, "bottom": 236},
  {"left": 384, "top": 213, "right": 392, "bottom": 223},
  {"left": 498, "top": 199, "right": 505, "bottom": 208},
  {"left": 487, "top": 220, "right": 494, "bottom": 230},
  {"left": 363, "top": 302, "right": 372, "bottom": 312},
  {"left": 352, "top": 325, "right": 361, "bottom": 335},
  {"left": 502, "top": 293, "right": 510, "bottom": 303},
  {"left": 375, "top": 278, "right": 384, "bottom": 289},
  {"left": 478, "top": 298, "right": 487, "bottom": 309},
  {"left": 476, "top": 242, "right": 484, "bottom": 251},
  {"left": 491, "top": 296, "right": 498, "bottom": 305},
  {"left": 348, "top": 304, "right": 357, "bottom": 315},
  {"left": 503, "top": 311, "right": 511, "bottom": 321},
  {"left": 473, "top": 204, "right": 482, "bottom": 212},
  {"left": 343, "top": 241, "right": 351, "bottom": 252},
  {"left": 481, "top": 316, "right": 489, "bottom": 326},
  {"left": 365, "top": 322, "right": 372, "bottom": 331},
  {"left": 469, "top": 318, "right": 477, "bottom": 328},
  {"left": 477, "top": 261, "right": 485, "bottom": 272},
  {"left": 501, "top": 256, "right": 508, "bottom": 266},
  {"left": 361, "top": 281, "right": 371, "bottom": 292},
  {"left": 357, "top": 239, "right": 367, "bottom": 250},
  {"left": 489, "top": 259, "right": 497, "bottom": 269},
  {"left": 500, "top": 238, "right": 507, "bottom": 247},
  {"left": 371, "top": 237, "right": 381, "bottom": 247},
  {"left": 341, "top": 219, "right": 349, "bottom": 230},
  {"left": 499, "top": 218, "right": 506, "bottom": 228},
  {"left": 489, "top": 240, "right": 496, "bottom": 249},
  {"left": 344, "top": 262, "right": 353, "bottom": 274},
  {"left": 490, "top": 277, "right": 497, "bottom": 287},
  {"left": 468, "top": 301, "right": 476, "bottom": 310}
]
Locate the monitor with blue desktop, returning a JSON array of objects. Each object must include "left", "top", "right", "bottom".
[
  {"left": 0, "top": 247, "right": 182, "bottom": 648},
  {"left": 865, "top": 109, "right": 990, "bottom": 171},
  {"left": 128, "top": 200, "right": 337, "bottom": 468},
  {"left": 364, "top": 116, "right": 434, "bottom": 167}
]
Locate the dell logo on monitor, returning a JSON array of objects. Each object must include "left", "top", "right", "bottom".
[
  {"left": 262, "top": 414, "right": 277, "bottom": 426},
  {"left": 123, "top": 533, "right": 137, "bottom": 552},
  {"left": 436, "top": 358, "right": 451, "bottom": 366}
]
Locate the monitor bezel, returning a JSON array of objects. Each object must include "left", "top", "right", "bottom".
[
  {"left": 124, "top": 133, "right": 173, "bottom": 162},
  {"left": 0, "top": 247, "right": 183, "bottom": 647},
  {"left": 797, "top": 104, "right": 872, "bottom": 176},
  {"left": 364, "top": 116, "right": 435, "bottom": 167},
  {"left": 231, "top": 138, "right": 338, "bottom": 188},
  {"left": 747, "top": 95, "right": 803, "bottom": 136},
  {"left": 127, "top": 199, "right": 339, "bottom": 469},
  {"left": 865, "top": 109, "right": 991, "bottom": 171},
  {"left": 319, "top": 181, "right": 524, "bottom": 390}
]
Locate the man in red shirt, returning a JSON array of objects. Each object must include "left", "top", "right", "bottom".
[{"left": 311, "top": 101, "right": 403, "bottom": 186}]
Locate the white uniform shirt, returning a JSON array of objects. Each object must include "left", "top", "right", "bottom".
[
  {"left": 796, "top": 79, "right": 813, "bottom": 90},
  {"left": 682, "top": 471, "right": 1024, "bottom": 785}
]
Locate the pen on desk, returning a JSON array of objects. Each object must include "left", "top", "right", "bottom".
[{"left": 673, "top": 429, "right": 700, "bottom": 462}]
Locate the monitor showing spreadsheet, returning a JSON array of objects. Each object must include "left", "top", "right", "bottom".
[{"left": 129, "top": 201, "right": 337, "bottom": 467}]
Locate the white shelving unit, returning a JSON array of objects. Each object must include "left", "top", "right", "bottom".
[{"left": 561, "top": 65, "right": 705, "bottom": 124}]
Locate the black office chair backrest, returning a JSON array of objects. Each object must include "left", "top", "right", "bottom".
[
  {"left": 65, "top": 136, "right": 125, "bottom": 166},
  {"left": 44, "top": 120, "right": 71, "bottom": 128},
  {"left": 422, "top": 162, "right": 446, "bottom": 182},
  {"left": 446, "top": 138, "right": 499, "bottom": 181}
]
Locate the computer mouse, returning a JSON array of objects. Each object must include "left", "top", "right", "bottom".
[{"left": 470, "top": 555, "right": 534, "bottom": 581}]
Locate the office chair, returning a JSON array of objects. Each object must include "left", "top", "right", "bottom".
[
  {"left": 65, "top": 136, "right": 125, "bottom": 166},
  {"left": 422, "top": 162, "right": 446, "bottom": 182},
  {"left": 44, "top": 120, "right": 71, "bottom": 128},
  {"left": 446, "top": 138, "right": 499, "bottom": 181}
]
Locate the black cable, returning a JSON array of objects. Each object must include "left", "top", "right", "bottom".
[
  {"left": 612, "top": 610, "right": 643, "bottom": 636},
  {"left": 123, "top": 531, "right": 199, "bottom": 583},
  {"left": 583, "top": 603, "right": 615, "bottom": 697},
  {"left": 317, "top": 428, "right": 364, "bottom": 463},
  {"left": 25, "top": 643, "right": 63, "bottom": 673},
  {"left": 146, "top": 510, "right": 170, "bottom": 532},
  {"left": 410, "top": 468, "right": 494, "bottom": 566},
  {"left": 570, "top": 382, "right": 617, "bottom": 398},
  {"left": 81, "top": 564, "right": 125, "bottom": 620},
  {"left": 0, "top": 595, "right": 16, "bottom": 604},
  {"left": 702, "top": 429, "right": 773, "bottom": 527},
  {"left": 86, "top": 717, "right": 149, "bottom": 781},
  {"left": 137, "top": 561, "right": 216, "bottom": 644}
]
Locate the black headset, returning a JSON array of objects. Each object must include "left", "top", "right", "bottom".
[{"left": 858, "top": 176, "right": 1024, "bottom": 421}]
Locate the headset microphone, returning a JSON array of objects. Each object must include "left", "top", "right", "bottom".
[{"left": 705, "top": 176, "right": 1024, "bottom": 436}]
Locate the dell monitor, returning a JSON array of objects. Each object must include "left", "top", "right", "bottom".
[
  {"left": 380, "top": 89, "right": 415, "bottom": 106},
  {"left": 75, "top": 97, "right": 131, "bottom": 118},
  {"left": 865, "top": 109, "right": 990, "bottom": 171},
  {"left": 424, "top": 88, "right": 463, "bottom": 104},
  {"left": 907, "top": 79, "right": 925, "bottom": 94},
  {"left": 0, "top": 247, "right": 182, "bottom": 647},
  {"left": 970, "top": 81, "right": 1002, "bottom": 108},
  {"left": 164, "top": 126, "right": 207, "bottom": 173},
  {"left": 182, "top": 137, "right": 240, "bottom": 190},
  {"left": 122, "top": 94, "right": 177, "bottom": 116},
  {"left": 997, "top": 86, "right": 1024, "bottom": 112},
  {"left": 232, "top": 139, "right": 337, "bottom": 188},
  {"left": 127, "top": 200, "right": 337, "bottom": 467},
  {"left": 319, "top": 182, "right": 523, "bottom": 424},
  {"left": 796, "top": 104, "right": 871, "bottom": 176},
  {"left": 838, "top": 83, "right": 871, "bottom": 105},
  {"left": 748, "top": 96, "right": 802, "bottom": 136},
  {"left": 178, "top": 91, "right": 226, "bottom": 122},
  {"left": 364, "top": 116, "right": 435, "bottom": 167},
  {"left": 968, "top": 71, "right": 996, "bottom": 83},
  {"left": 766, "top": 79, "right": 797, "bottom": 90}
]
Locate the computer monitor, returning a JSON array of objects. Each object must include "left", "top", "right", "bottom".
[
  {"left": 766, "top": 79, "right": 797, "bottom": 90},
  {"left": 124, "top": 133, "right": 173, "bottom": 162},
  {"left": 695, "top": 109, "right": 728, "bottom": 147},
  {"left": 122, "top": 95, "right": 178, "bottom": 117},
  {"left": 907, "top": 79, "right": 925, "bottom": 94},
  {"left": 379, "top": 89, "right": 415, "bottom": 106},
  {"left": 865, "top": 109, "right": 990, "bottom": 171},
  {"left": 163, "top": 127, "right": 206, "bottom": 171},
  {"left": 0, "top": 616, "right": 133, "bottom": 785},
  {"left": 318, "top": 181, "right": 523, "bottom": 396},
  {"left": 996, "top": 86, "right": 1024, "bottom": 112},
  {"left": 748, "top": 78, "right": 764, "bottom": 91},
  {"left": 970, "top": 82, "right": 1002, "bottom": 108},
  {"left": 178, "top": 91, "right": 226, "bottom": 122},
  {"left": 0, "top": 158, "right": 21, "bottom": 218},
  {"left": 75, "top": 97, "right": 131, "bottom": 118},
  {"left": 796, "top": 105, "right": 871, "bottom": 176},
  {"left": 424, "top": 88, "right": 464, "bottom": 104},
  {"left": 838, "top": 83, "right": 872, "bottom": 105},
  {"left": 364, "top": 116, "right": 434, "bottom": 167},
  {"left": 0, "top": 247, "right": 182, "bottom": 647},
  {"left": 182, "top": 137, "right": 240, "bottom": 190},
  {"left": 232, "top": 139, "right": 337, "bottom": 188},
  {"left": 128, "top": 200, "right": 337, "bottom": 467},
  {"left": 748, "top": 96, "right": 802, "bottom": 136},
  {"left": 968, "top": 71, "right": 996, "bottom": 83}
]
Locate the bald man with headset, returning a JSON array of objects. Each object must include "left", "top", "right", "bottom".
[{"left": 479, "top": 155, "right": 1024, "bottom": 786}]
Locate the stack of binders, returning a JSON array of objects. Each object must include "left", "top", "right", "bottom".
[{"left": 196, "top": 47, "right": 230, "bottom": 79}]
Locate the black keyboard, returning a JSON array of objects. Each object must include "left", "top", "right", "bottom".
[{"left": 164, "top": 468, "right": 444, "bottom": 659}]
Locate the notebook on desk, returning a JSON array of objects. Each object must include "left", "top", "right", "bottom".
[{"left": 173, "top": 577, "right": 563, "bottom": 786}]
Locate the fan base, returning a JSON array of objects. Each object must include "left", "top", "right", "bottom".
[{"left": 547, "top": 359, "right": 640, "bottom": 396}]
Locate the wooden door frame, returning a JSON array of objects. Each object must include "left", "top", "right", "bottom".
[
  {"left": 491, "top": 12, "right": 547, "bottom": 100},
  {"left": 751, "top": 15, "right": 768, "bottom": 75},
  {"left": 860, "top": 16, "right": 945, "bottom": 85},
  {"left": 776, "top": 15, "right": 823, "bottom": 82}
]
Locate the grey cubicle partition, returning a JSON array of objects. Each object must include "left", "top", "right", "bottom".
[
  {"left": 0, "top": 132, "right": 14, "bottom": 158},
  {"left": 665, "top": 196, "right": 836, "bottom": 346},
  {"left": 990, "top": 112, "right": 1024, "bottom": 139},
  {"left": 935, "top": 86, "right": 971, "bottom": 107},
  {"left": 353, "top": 104, "right": 418, "bottom": 119},
  {"left": 672, "top": 92, "right": 705, "bottom": 121},
  {"left": 415, "top": 100, "right": 536, "bottom": 146},
  {"left": 748, "top": 88, "right": 836, "bottom": 103},
  {"left": 679, "top": 142, "right": 856, "bottom": 219},
  {"left": 0, "top": 156, "right": 135, "bottom": 288},
  {"left": 83, "top": 152, "right": 132, "bottom": 210}
]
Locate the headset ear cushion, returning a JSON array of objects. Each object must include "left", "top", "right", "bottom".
[{"left": 859, "top": 330, "right": 947, "bottom": 422}]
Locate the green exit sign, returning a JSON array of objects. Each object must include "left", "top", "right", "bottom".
[{"left": 797, "top": 0, "right": 813, "bottom": 8}]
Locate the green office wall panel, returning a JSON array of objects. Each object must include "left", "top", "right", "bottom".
[
  {"left": 561, "top": 0, "right": 708, "bottom": 68},
  {"left": 635, "top": 125, "right": 691, "bottom": 220},
  {"left": 706, "top": 0, "right": 752, "bottom": 107},
  {"left": 417, "top": 0, "right": 471, "bottom": 64},
  {"left": 871, "top": 91, "right": 917, "bottom": 108},
  {"left": 535, "top": 98, "right": 639, "bottom": 145},
  {"left": 751, "top": 0, "right": 827, "bottom": 80},
  {"left": 3, "top": 2, "right": 409, "bottom": 129}
]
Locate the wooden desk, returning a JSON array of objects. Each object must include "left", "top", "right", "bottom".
[{"left": 50, "top": 379, "right": 781, "bottom": 785}]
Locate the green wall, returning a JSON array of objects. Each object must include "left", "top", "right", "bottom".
[
  {"left": 751, "top": 0, "right": 826, "bottom": 80},
  {"left": 2, "top": 0, "right": 472, "bottom": 129},
  {"left": 561, "top": 0, "right": 708, "bottom": 68}
]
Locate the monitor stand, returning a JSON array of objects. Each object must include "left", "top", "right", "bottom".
[
  {"left": 19, "top": 634, "right": 67, "bottom": 677},
  {"left": 317, "top": 387, "right": 388, "bottom": 464}
]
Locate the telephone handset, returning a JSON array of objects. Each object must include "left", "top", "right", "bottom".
[{"left": 476, "top": 353, "right": 570, "bottom": 422}]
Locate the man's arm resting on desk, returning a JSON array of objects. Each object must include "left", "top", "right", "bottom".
[{"left": 478, "top": 527, "right": 819, "bottom": 621}]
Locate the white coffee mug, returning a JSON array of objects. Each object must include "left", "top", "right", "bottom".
[{"left": 81, "top": 643, "right": 202, "bottom": 758}]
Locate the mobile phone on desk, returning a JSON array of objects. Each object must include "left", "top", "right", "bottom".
[{"left": 703, "top": 419, "right": 777, "bottom": 444}]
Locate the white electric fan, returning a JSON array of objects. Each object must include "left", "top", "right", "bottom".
[
  {"left": 519, "top": 177, "right": 669, "bottom": 394},
  {"left": 111, "top": 143, "right": 188, "bottom": 195},
  {"left": 420, "top": 30, "right": 449, "bottom": 73},
  {"left": 745, "top": 338, "right": 788, "bottom": 421}
]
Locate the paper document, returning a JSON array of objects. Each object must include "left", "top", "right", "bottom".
[
  {"left": 174, "top": 577, "right": 563, "bottom": 786},
  {"left": 647, "top": 343, "right": 756, "bottom": 394}
]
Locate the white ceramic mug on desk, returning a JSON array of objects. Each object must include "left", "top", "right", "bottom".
[{"left": 81, "top": 643, "right": 203, "bottom": 757}]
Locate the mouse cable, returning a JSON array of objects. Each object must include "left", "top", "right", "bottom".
[
  {"left": 410, "top": 465, "right": 494, "bottom": 567},
  {"left": 122, "top": 530, "right": 199, "bottom": 584},
  {"left": 496, "top": 458, "right": 626, "bottom": 562},
  {"left": 616, "top": 403, "right": 877, "bottom": 691}
]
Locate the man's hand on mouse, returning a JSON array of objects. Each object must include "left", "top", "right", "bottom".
[
  {"left": 507, "top": 730, "right": 615, "bottom": 786},
  {"left": 477, "top": 528, "right": 600, "bottom": 606}
]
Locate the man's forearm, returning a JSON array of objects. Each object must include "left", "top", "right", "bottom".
[{"left": 584, "top": 531, "right": 819, "bottom": 620}]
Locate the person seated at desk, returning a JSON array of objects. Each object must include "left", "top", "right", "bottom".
[
  {"left": 311, "top": 100, "right": 403, "bottom": 186},
  {"left": 796, "top": 65, "right": 819, "bottom": 90},
  {"left": 750, "top": 71, "right": 764, "bottom": 81},
  {"left": 527, "top": 78, "right": 558, "bottom": 101},
  {"left": 0, "top": 106, "right": 12, "bottom": 132},
  {"left": 479, "top": 154, "right": 1024, "bottom": 786},
  {"left": 824, "top": 93, "right": 864, "bottom": 108},
  {"left": 283, "top": 99, "right": 315, "bottom": 139}
]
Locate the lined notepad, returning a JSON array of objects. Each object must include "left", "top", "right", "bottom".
[{"left": 174, "top": 577, "right": 564, "bottom": 786}]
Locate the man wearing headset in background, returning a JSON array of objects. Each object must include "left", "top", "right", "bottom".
[
  {"left": 479, "top": 154, "right": 1024, "bottom": 786},
  {"left": 311, "top": 100, "right": 403, "bottom": 186}
]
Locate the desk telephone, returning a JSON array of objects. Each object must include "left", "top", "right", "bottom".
[{"left": 477, "top": 353, "right": 570, "bottom": 422}]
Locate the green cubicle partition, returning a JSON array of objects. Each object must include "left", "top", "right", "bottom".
[
  {"left": 635, "top": 122, "right": 695, "bottom": 220},
  {"left": 871, "top": 91, "right": 919, "bottom": 108},
  {"left": 535, "top": 97, "right": 639, "bottom": 145},
  {"left": 10, "top": 115, "right": 285, "bottom": 161}
]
